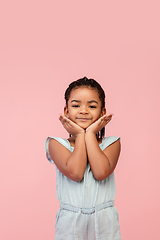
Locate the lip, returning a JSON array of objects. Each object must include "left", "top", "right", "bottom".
[{"left": 77, "top": 118, "right": 91, "bottom": 122}]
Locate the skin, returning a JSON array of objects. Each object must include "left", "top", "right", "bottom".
[{"left": 49, "top": 87, "right": 121, "bottom": 181}]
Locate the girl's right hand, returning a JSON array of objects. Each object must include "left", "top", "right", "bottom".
[{"left": 59, "top": 114, "right": 85, "bottom": 137}]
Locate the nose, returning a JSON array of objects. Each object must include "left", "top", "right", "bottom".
[{"left": 79, "top": 107, "right": 88, "bottom": 114}]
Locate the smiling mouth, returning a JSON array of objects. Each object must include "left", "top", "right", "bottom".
[{"left": 77, "top": 118, "right": 91, "bottom": 121}]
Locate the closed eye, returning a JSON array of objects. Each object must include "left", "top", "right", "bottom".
[
  {"left": 89, "top": 106, "right": 96, "bottom": 108},
  {"left": 72, "top": 105, "right": 80, "bottom": 108}
]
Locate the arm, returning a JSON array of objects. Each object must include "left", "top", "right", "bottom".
[
  {"left": 85, "top": 114, "right": 121, "bottom": 181},
  {"left": 49, "top": 116, "right": 87, "bottom": 182}
]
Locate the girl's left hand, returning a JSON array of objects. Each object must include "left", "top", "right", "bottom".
[{"left": 86, "top": 114, "right": 113, "bottom": 135}]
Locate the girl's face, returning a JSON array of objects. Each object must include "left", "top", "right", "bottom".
[{"left": 64, "top": 87, "right": 106, "bottom": 129}]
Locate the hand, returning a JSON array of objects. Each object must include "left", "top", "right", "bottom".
[
  {"left": 59, "top": 114, "right": 85, "bottom": 137},
  {"left": 86, "top": 114, "right": 113, "bottom": 135}
]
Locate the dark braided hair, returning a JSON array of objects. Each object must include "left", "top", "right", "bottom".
[{"left": 64, "top": 77, "right": 106, "bottom": 138}]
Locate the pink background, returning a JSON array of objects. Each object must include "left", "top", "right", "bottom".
[{"left": 0, "top": 0, "right": 160, "bottom": 239}]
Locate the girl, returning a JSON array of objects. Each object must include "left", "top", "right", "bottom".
[{"left": 45, "top": 77, "right": 121, "bottom": 240}]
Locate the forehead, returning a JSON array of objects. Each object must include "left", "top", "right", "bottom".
[{"left": 69, "top": 87, "right": 100, "bottom": 101}]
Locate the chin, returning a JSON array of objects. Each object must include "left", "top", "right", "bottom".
[
  {"left": 79, "top": 125, "right": 88, "bottom": 130},
  {"left": 78, "top": 123, "right": 90, "bottom": 130}
]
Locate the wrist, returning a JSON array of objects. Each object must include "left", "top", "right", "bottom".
[
  {"left": 85, "top": 128, "right": 96, "bottom": 135},
  {"left": 85, "top": 130, "right": 96, "bottom": 137},
  {"left": 75, "top": 130, "right": 85, "bottom": 138}
]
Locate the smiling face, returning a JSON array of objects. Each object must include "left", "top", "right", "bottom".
[{"left": 64, "top": 87, "right": 106, "bottom": 129}]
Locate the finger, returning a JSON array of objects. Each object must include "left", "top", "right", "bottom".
[
  {"left": 107, "top": 113, "right": 114, "bottom": 118},
  {"left": 103, "top": 117, "right": 112, "bottom": 126},
  {"left": 99, "top": 115, "right": 112, "bottom": 127},
  {"left": 59, "top": 115, "right": 70, "bottom": 124},
  {"left": 98, "top": 115, "right": 108, "bottom": 124},
  {"left": 104, "top": 114, "right": 113, "bottom": 120},
  {"left": 62, "top": 116, "right": 69, "bottom": 123},
  {"left": 59, "top": 113, "right": 64, "bottom": 119},
  {"left": 59, "top": 117, "right": 69, "bottom": 127},
  {"left": 59, "top": 116, "right": 64, "bottom": 124},
  {"left": 59, "top": 114, "right": 65, "bottom": 122}
]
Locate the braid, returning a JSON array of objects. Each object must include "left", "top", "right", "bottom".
[{"left": 65, "top": 77, "right": 106, "bottom": 138}]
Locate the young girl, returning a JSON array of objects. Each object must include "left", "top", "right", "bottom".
[{"left": 45, "top": 77, "right": 121, "bottom": 240}]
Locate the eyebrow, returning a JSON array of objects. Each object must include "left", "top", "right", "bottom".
[{"left": 71, "top": 100, "right": 98, "bottom": 104}]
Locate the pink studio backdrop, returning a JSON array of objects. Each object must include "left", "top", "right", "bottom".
[{"left": 0, "top": 1, "right": 160, "bottom": 239}]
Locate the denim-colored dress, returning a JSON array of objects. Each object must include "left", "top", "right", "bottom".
[{"left": 44, "top": 136, "right": 121, "bottom": 240}]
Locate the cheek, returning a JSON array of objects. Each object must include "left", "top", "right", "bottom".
[
  {"left": 68, "top": 110, "right": 76, "bottom": 119},
  {"left": 98, "top": 109, "right": 103, "bottom": 116},
  {"left": 93, "top": 111, "right": 102, "bottom": 120}
]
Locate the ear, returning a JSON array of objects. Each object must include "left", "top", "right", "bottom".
[
  {"left": 101, "top": 107, "right": 106, "bottom": 117},
  {"left": 64, "top": 106, "right": 69, "bottom": 118}
]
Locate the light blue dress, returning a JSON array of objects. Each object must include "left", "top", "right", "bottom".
[{"left": 45, "top": 136, "right": 122, "bottom": 240}]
